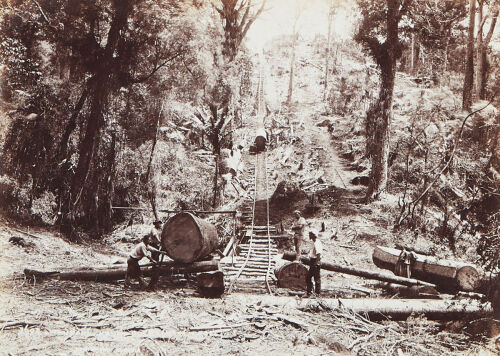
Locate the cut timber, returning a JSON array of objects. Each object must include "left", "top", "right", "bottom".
[
  {"left": 196, "top": 270, "right": 225, "bottom": 297},
  {"left": 274, "top": 261, "right": 308, "bottom": 290},
  {"left": 283, "top": 252, "right": 436, "bottom": 288},
  {"left": 24, "top": 260, "right": 219, "bottom": 282},
  {"left": 161, "top": 212, "right": 218, "bottom": 263},
  {"left": 298, "top": 298, "right": 492, "bottom": 321},
  {"left": 372, "top": 245, "right": 480, "bottom": 292}
]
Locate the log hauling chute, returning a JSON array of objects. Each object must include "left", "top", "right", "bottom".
[{"left": 161, "top": 212, "right": 219, "bottom": 263}]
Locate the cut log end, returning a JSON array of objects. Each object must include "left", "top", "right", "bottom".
[
  {"left": 274, "top": 261, "right": 308, "bottom": 290},
  {"left": 456, "top": 266, "right": 480, "bottom": 292},
  {"left": 161, "top": 212, "right": 218, "bottom": 263}
]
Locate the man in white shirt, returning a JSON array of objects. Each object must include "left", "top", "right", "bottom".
[
  {"left": 306, "top": 228, "right": 322, "bottom": 297},
  {"left": 291, "top": 210, "right": 306, "bottom": 260},
  {"left": 125, "top": 235, "right": 166, "bottom": 289}
]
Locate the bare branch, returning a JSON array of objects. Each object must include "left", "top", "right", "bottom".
[
  {"left": 404, "top": 98, "right": 496, "bottom": 212},
  {"left": 31, "top": 0, "right": 51, "bottom": 24},
  {"left": 484, "top": 9, "right": 499, "bottom": 45},
  {"left": 241, "top": 0, "right": 266, "bottom": 40},
  {"left": 129, "top": 52, "right": 183, "bottom": 84}
]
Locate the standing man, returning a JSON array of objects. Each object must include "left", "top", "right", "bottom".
[
  {"left": 291, "top": 210, "right": 306, "bottom": 260},
  {"left": 149, "top": 221, "right": 162, "bottom": 247},
  {"left": 125, "top": 235, "right": 166, "bottom": 289},
  {"left": 306, "top": 228, "right": 322, "bottom": 297},
  {"left": 148, "top": 220, "right": 163, "bottom": 290}
]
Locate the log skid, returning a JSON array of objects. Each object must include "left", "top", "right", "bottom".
[{"left": 372, "top": 245, "right": 480, "bottom": 292}]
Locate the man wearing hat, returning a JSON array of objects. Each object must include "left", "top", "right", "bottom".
[
  {"left": 291, "top": 210, "right": 306, "bottom": 260},
  {"left": 306, "top": 228, "right": 322, "bottom": 297}
]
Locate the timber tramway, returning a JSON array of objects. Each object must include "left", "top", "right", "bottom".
[{"left": 222, "top": 61, "right": 280, "bottom": 294}]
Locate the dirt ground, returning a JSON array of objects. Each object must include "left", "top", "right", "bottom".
[{"left": 0, "top": 50, "right": 498, "bottom": 355}]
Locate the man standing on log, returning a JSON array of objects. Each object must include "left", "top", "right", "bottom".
[
  {"left": 291, "top": 210, "right": 306, "bottom": 260},
  {"left": 306, "top": 228, "right": 322, "bottom": 297},
  {"left": 125, "top": 235, "right": 166, "bottom": 289}
]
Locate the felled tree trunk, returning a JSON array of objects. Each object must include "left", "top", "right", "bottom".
[
  {"left": 372, "top": 246, "right": 480, "bottom": 292},
  {"left": 299, "top": 298, "right": 492, "bottom": 321},
  {"left": 24, "top": 260, "right": 219, "bottom": 282},
  {"left": 282, "top": 252, "right": 436, "bottom": 288}
]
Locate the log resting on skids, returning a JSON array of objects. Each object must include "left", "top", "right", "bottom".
[
  {"left": 282, "top": 252, "right": 437, "bottom": 288},
  {"left": 372, "top": 245, "right": 480, "bottom": 292}
]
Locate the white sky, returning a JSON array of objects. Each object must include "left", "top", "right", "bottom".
[{"left": 245, "top": 0, "right": 356, "bottom": 52}]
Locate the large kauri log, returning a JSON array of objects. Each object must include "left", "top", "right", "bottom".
[
  {"left": 161, "top": 212, "right": 219, "bottom": 263},
  {"left": 24, "top": 260, "right": 219, "bottom": 282},
  {"left": 372, "top": 245, "right": 480, "bottom": 292},
  {"left": 274, "top": 260, "right": 308, "bottom": 290},
  {"left": 282, "top": 252, "right": 436, "bottom": 288},
  {"left": 299, "top": 298, "right": 492, "bottom": 321}
]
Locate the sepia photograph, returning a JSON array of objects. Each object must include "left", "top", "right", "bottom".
[{"left": 0, "top": 0, "right": 499, "bottom": 354}]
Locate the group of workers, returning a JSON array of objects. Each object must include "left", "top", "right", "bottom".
[{"left": 125, "top": 210, "right": 323, "bottom": 297}]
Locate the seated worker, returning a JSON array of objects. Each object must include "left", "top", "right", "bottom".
[{"left": 125, "top": 235, "right": 167, "bottom": 289}]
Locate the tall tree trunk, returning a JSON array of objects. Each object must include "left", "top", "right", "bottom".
[
  {"left": 212, "top": 155, "right": 219, "bottom": 208},
  {"left": 66, "top": 0, "right": 134, "bottom": 234},
  {"left": 365, "top": 0, "right": 400, "bottom": 200},
  {"left": 463, "top": 0, "right": 476, "bottom": 111},
  {"left": 410, "top": 33, "right": 416, "bottom": 75},
  {"left": 58, "top": 84, "right": 90, "bottom": 161},
  {"left": 324, "top": 8, "right": 334, "bottom": 100},
  {"left": 475, "top": 0, "right": 484, "bottom": 99},
  {"left": 443, "top": 34, "right": 449, "bottom": 75},
  {"left": 479, "top": 8, "right": 499, "bottom": 99},
  {"left": 145, "top": 105, "right": 163, "bottom": 183},
  {"left": 366, "top": 63, "right": 395, "bottom": 200},
  {"left": 286, "top": 39, "right": 296, "bottom": 105},
  {"left": 98, "top": 131, "right": 117, "bottom": 234}
]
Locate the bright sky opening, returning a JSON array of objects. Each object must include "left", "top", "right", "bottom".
[{"left": 245, "top": 0, "right": 356, "bottom": 53}]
